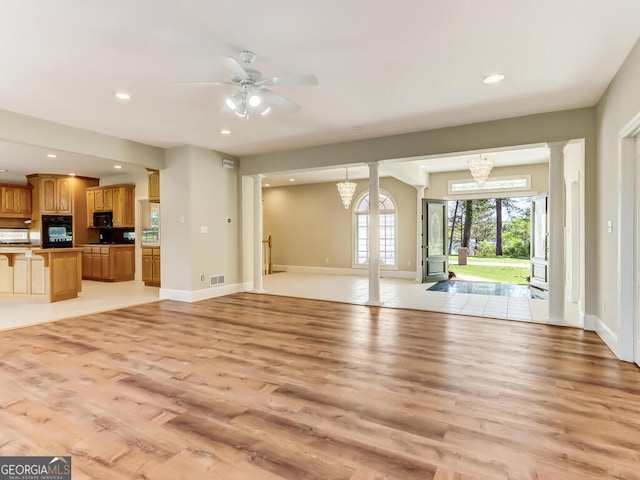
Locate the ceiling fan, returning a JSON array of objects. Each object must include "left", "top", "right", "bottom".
[{"left": 178, "top": 50, "right": 318, "bottom": 118}]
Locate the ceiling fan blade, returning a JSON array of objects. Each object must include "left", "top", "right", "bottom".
[
  {"left": 223, "top": 56, "right": 250, "bottom": 80},
  {"left": 261, "top": 88, "right": 301, "bottom": 112},
  {"left": 174, "top": 80, "right": 235, "bottom": 86},
  {"left": 257, "top": 73, "right": 318, "bottom": 87}
]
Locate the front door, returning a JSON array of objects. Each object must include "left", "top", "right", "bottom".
[
  {"left": 530, "top": 193, "right": 549, "bottom": 290},
  {"left": 422, "top": 199, "right": 448, "bottom": 282}
]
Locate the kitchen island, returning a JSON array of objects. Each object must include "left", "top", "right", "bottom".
[{"left": 0, "top": 247, "right": 83, "bottom": 302}]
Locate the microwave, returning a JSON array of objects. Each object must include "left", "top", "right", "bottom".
[{"left": 93, "top": 211, "right": 113, "bottom": 228}]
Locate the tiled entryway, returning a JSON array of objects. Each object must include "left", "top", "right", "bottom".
[{"left": 262, "top": 272, "right": 580, "bottom": 327}]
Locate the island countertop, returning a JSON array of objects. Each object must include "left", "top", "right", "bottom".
[{"left": 0, "top": 248, "right": 83, "bottom": 302}]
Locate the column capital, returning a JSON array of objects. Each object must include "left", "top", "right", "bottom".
[
  {"left": 367, "top": 161, "right": 380, "bottom": 167},
  {"left": 253, "top": 173, "right": 265, "bottom": 180},
  {"left": 546, "top": 141, "right": 568, "bottom": 151}
]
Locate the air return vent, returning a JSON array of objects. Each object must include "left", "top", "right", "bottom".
[{"left": 210, "top": 274, "right": 225, "bottom": 287}]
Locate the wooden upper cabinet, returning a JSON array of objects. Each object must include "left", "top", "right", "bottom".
[
  {"left": 88, "top": 184, "right": 135, "bottom": 228},
  {"left": 41, "top": 177, "right": 57, "bottom": 213},
  {"left": 0, "top": 184, "right": 33, "bottom": 218},
  {"left": 56, "top": 177, "right": 73, "bottom": 214},
  {"left": 86, "top": 190, "right": 95, "bottom": 228},
  {"left": 94, "top": 188, "right": 104, "bottom": 211},
  {"left": 112, "top": 185, "right": 134, "bottom": 227},
  {"left": 147, "top": 169, "right": 160, "bottom": 203},
  {"left": 32, "top": 175, "right": 74, "bottom": 214}
]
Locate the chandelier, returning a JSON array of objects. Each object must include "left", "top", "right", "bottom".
[
  {"left": 225, "top": 86, "right": 271, "bottom": 118},
  {"left": 336, "top": 168, "right": 357, "bottom": 209},
  {"left": 469, "top": 155, "right": 493, "bottom": 186}
]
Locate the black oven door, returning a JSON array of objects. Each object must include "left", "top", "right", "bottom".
[{"left": 42, "top": 215, "right": 73, "bottom": 248}]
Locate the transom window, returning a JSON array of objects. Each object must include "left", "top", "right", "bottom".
[{"left": 354, "top": 191, "right": 397, "bottom": 267}]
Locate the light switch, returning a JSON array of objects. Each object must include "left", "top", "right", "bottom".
[
  {"left": 200, "top": 226, "right": 209, "bottom": 234},
  {"left": 607, "top": 220, "right": 613, "bottom": 233}
]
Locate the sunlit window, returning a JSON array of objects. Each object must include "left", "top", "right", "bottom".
[{"left": 354, "top": 191, "right": 397, "bottom": 267}]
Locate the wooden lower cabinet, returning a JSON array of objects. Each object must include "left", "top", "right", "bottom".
[
  {"left": 80, "top": 245, "right": 134, "bottom": 282},
  {"left": 0, "top": 248, "right": 82, "bottom": 302},
  {"left": 142, "top": 246, "right": 160, "bottom": 286}
]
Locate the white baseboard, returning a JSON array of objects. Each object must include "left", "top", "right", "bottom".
[
  {"left": 159, "top": 282, "right": 247, "bottom": 303},
  {"left": 593, "top": 315, "right": 621, "bottom": 358},
  {"left": 272, "top": 264, "right": 416, "bottom": 279}
]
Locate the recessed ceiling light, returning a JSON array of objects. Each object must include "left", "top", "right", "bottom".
[
  {"left": 219, "top": 129, "right": 231, "bottom": 135},
  {"left": 114, "top": 165, "right": 123, "bottom": 169},
  {"left": 69, "top": 173, "right": 76, "bottom": 177},
  {"left": 47, "top": 153, "right": 57, "bottom": 158},
  {"left": 483, "top": 73, "right": 505, "bottom": 85},
  {"left": 0, "top": 169, "right": 7, "bottom": 173},
  {"left": 114, "top": 91, "right": 131, "bottom": 101},
  {"left": 264, "top": 183, "right": 270, "bottom": 187},
  {"left": 289, "top": 178, "right": 295, "bottom": 182}
]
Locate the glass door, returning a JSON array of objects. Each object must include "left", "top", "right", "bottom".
[{"left": 422, "top": 199, "right": 448, "bottom": 282}]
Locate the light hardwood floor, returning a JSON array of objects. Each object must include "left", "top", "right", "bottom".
[{"left": 0, "top": 293, "right": 638, "bottom": 479}]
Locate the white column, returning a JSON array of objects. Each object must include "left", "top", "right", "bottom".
[
  {"left": 252, "top": 174, "right": 265, "bottom": 293},
  {"left": 547, "top": 141, "right": 567, "bottom": 324},
  {"left": 367, "top": 162, "right": 382, "bottom": 306},
  {"left": 415, "top": 185, "right": 425, "bottom": 282}
]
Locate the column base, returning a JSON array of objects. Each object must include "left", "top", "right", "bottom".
[{"left": 365, "top": 300, "right": 383, "bottom": 307}]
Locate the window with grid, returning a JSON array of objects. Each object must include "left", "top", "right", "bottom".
[{"left": 354, "top": 191, "right": 397, "bottom": 267}]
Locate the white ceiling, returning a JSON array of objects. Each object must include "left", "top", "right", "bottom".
[{"left": 0, "top": 1, "right": 638, "bottom": 180}]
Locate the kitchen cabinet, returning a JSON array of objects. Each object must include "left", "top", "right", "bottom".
[
  {"left": 112, "top": 185, "right": 134, "bottom": 227},
  {"left": 147, "top": 168, "right": 160, "bottom": 203},
  {"left": 86, "top": 184, "right": 135, "bottom": 228},
  {"left": 142, "top": 246, "right": 160, "bottom": 286},
  {"left": 0, "top": 248, "right": 83, "bottom": 302},
  {"left": 80, "top": 244, "right": 134, "bottom": 281},
  {"left": 86, "top": 190, "right": 95, "bottom": 228},
  {"left": 27, "top": 174, "right": 99, "bottom": 246},
  {"left": 40, "top": 176, "right": 72, "bottom": 214},
  {"left": 0, "top": 184, "right": 32, "bottom": 218}
]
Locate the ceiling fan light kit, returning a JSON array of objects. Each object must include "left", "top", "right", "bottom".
[{"left": 178, "top": 50, "right": 317, "bottom": 119}]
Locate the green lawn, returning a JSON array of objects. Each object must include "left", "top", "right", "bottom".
[
  {"left": 448, "top": 255, "right": 530, "bottom": 265},
  {"left": 448, "top": 264, "right": 530, "bottom": 284}
]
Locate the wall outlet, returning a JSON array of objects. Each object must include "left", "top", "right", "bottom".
[{"left": 200, "top": 274, "right": 205, "bottom": 281}]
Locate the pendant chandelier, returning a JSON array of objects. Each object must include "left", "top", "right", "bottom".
[
  {"left": 336, "top": 168, "right": 357, "bottom": 209},
  {"left": 469, "top": 155, "right": 493, "bottom": 186}
]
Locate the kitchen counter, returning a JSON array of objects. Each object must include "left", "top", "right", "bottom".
[
  {"left": 0, "top": 247, "right": 83, "bottom": 302},
  {"left": 77, "top": 244, "right": 135, "bottom": 282}
]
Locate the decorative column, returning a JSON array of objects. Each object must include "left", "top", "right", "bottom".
[
  {"left": 415, "top": 185, "right": 425, "bottom": 282},
  {"left": 367, "top": 162, "right": 382, "bottom": 306},
  {"left": 547, "top": 141, "right": 567, "bottom": 324},
  {"left": 252, "top": 174, "right": 265, "bottom": 293}
]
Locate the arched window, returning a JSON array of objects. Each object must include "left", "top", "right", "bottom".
[{"left": 354, "top": 190, "right": 397, "bottom": 267}]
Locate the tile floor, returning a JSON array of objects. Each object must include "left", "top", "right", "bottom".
[
  {"left": 0, "top": 280, "right": 160, "bottom": 331},
  {"left": 262, "top": 272, "right": 581, "bottom": 328}
]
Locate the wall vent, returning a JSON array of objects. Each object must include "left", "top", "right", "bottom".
[
  {"left": 210, "top": 274, "right": 225, "bottom": 287},
  {"left": 222, "top": 158, "right": 235, "bottom": 169}
]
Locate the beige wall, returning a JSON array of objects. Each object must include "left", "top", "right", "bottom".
[
  {"left": 160, "top": 146, "right": 240, "bottom": 298},
  {"left": 426, "top": 163, "right": 550, "bottom": 199},
  {"left": 263, "top": 176, "right": 417, "bottom": 273},
  {"left": 595, "top": 37, "right": 640, "bottom": 334}
]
